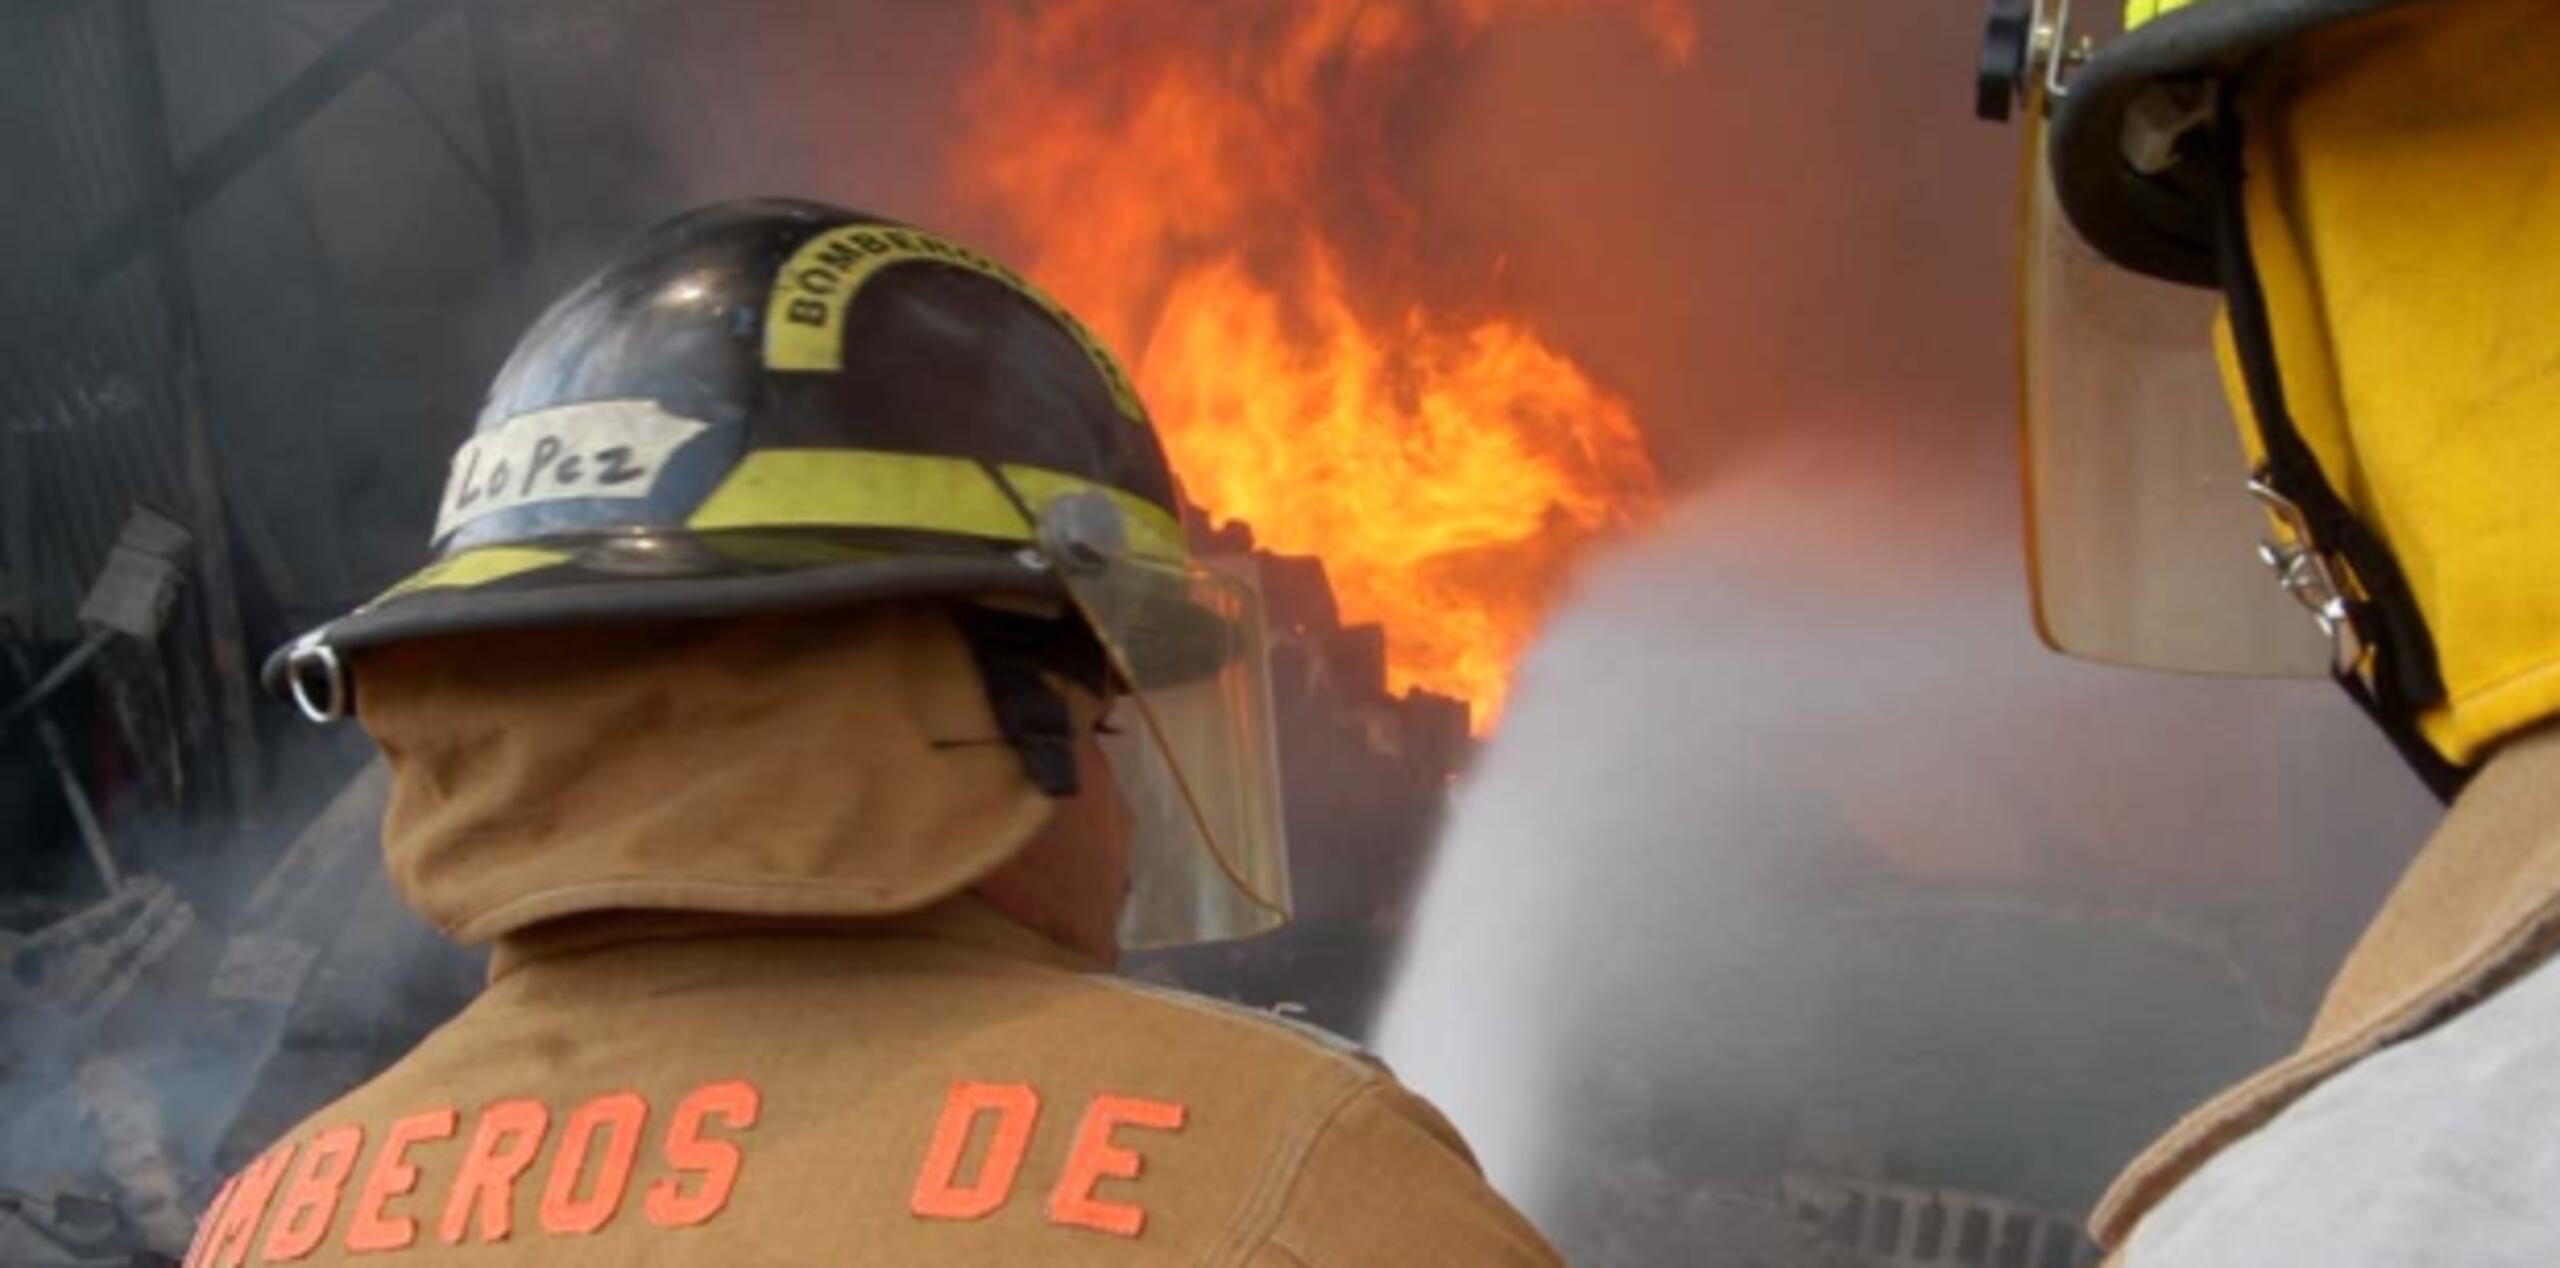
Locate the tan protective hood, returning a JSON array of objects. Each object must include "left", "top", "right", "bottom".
[{"left": 355, "top": 602, "right": 1072, "bottom": 943}]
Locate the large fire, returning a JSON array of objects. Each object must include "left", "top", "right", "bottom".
[{"left": 956, "top": 0, "right": 1676, "bottom": 727}]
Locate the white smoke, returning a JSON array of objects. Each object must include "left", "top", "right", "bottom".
[{"left": 1374, "top": 422, "right": 2438, "bottom": 1246}]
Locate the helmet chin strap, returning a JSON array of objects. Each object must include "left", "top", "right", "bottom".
[
  {"left": 2205, "top": 93, "right": 2471, "bottom": 803},
  {"left": 951, "top": 605, "right": 1083, "bottom": 797},
  {"left": 949, "top": 603, "right": 1117, "bottom": 800}
]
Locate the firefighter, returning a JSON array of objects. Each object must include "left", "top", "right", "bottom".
[
  {"left": 187, "top": 200, "right": 1561, "bottom": 1267},
  {"left": 1981, "top": 0, "right": 2560, "bottom": 1260}
]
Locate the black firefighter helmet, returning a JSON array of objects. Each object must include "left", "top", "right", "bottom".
[
  {"left": 268, "top": 198, "right": 1295, "bottom": 947},
  {"left": 270, "top": 197, "right": 1181, "bottom": 702}
]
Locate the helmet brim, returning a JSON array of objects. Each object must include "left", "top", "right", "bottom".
[{"left": 262, "top": 542, "right": 1065, "bottom": 699}]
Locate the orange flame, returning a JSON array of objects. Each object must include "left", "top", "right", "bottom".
[{"left": 957, "top": 0, "right": 1673, "bottom": 728}]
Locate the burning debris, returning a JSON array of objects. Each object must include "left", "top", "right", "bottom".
[
  {"left": 957, "top": 0, "right": 1672, "bottom": 724},
  {"left": 5, "top": 2, "right": 2449, "bottom": 1265}
]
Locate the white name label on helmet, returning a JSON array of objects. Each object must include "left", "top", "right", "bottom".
[{"left": 432, "top": 400, "right": 710, "bottom": 542}]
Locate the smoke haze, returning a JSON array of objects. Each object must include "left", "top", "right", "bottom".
[
  {"left": 4, "top": 2, "right": 2453, "bottom": 1261},
  {"left": 1377, "top": 429, "right": 2436, "bottom": 1237},
  {"left": 1368, "top": 4, "right": 2442, "bottom": 1258}
]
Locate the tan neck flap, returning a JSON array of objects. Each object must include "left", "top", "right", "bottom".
[{"left": 355, "top": 602, "right": 1063, "bottom": 944}]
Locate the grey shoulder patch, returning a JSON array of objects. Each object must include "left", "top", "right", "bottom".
[{"left": 1086, "top": 974, "right": 1386, "bottom": 1070}]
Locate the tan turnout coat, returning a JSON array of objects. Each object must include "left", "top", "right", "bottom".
[
  {"left": 182, "top": 607, "right": 1563, "bottom": 1268},
  {"left": 2096, "top": 725, "right": 2560, "bottom": 1255},
  {"left": 180, "top": 903, "right": 1557, "bottom": 1268}
]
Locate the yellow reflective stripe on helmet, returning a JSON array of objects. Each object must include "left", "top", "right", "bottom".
[
  {"left": 762, "top": 223, "right": 1149, "bottom": 424},
  {"left": 369, "top": 452, "right": 1187, "bottom": 602},
  {"left": 684, "top": 448, "right": 1187, "bottom": 562},
  {"left": 2123, "top": 0, "right": 2200, "bottom": 30},
  {"left": 995, "top": 464, "right": 1186, "bottom": 564},
  {"left": 687, "top": 449, "right": 1033, "bottom": 538},
  {"left": 372, "top": 546, "right": 572, "bottom": 603}
]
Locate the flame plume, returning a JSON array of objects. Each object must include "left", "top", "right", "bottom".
[{"left": 957, "top": 0, "right": 1676, "bottom": 728}]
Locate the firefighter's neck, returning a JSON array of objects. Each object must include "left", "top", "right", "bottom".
[{"left": 972, "top": 735, "right": 1132, "bottom": 968}]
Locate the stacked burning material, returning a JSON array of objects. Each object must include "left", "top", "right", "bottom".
[{"left": 956, "top": 0, "right": 1668, "bottom": 728}]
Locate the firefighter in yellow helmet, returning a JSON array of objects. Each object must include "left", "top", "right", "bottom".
[
  {"left": 1982, "top": 0, "right": 2560, "bottom": 1260},
  {"left": 184, "top": 200, "right": 1559, "bottom": 1267}
]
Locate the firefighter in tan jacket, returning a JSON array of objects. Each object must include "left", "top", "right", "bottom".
[
  {"left": 1980, "top": 0, "right": 2560, "bottom": 1260},
  {"left": 195, "top": 200, "right": 1562, "bottom": 1267}
]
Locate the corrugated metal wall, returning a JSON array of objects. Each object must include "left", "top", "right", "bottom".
[
  {"left": 1, "top": 2, "right": 197, "bottom": 643},
  {"left": 4, "top": 0, "right": 529, "bottom": 831}
]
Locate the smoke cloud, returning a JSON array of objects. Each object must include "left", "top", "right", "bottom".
[
  {"left": 1376, "top": 428, "right": 2438, "bottom": 1256},
  {"left": 5, "top": 3, "right": 2452, "bottom": 1262},
  {"left": 1370, "top": 4, "right": 2442, "bottom": 1258}
]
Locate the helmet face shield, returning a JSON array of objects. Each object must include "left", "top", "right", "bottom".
[
  {"left": 2018, "top": 112, "right": 2329, "bottom": 678},
  {"left": 1048, "top": 523, "right": 1292, "bottom": 948}
]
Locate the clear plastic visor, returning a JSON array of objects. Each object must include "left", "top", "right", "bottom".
[
  {"left": 2019, "top": 118, "right": 2327, "bottom": 678},
  {"left": 1066, "top": 547, "right": 1293, "bottom": 949}
]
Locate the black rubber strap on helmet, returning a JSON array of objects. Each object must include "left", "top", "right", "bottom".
[
  {"left": 950, "top": 605, "right": 1114, "bottom": 798},
  {"left": 2205, "top": 96, "right": 2470, "bottom": 802}
]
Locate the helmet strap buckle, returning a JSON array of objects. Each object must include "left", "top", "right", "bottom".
[{"left": 2245, "top": 472, "right": 2364, "bottom": 677}]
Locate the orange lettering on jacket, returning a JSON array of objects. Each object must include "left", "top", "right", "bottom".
[
  {"left": 539, "top": 1091, "right": 648, "bottom": 1235},
  {"left": 261, "top": 1126, "right": 366, "bottom": 1261},
  {"left": 1047, "top": 1094, "right": 1187, "bottom": 1238},
  {"left": 910, "top": 1082, "right": 1041, "bottom": 1220},
  {"left": 345, "top": 1108, "right": 458, "bottom": 1253},
  {"left": 437, "top": 1098, "right": 548, "bottom": 1244},
  {"left": 205, "top": 1144, "right": 296, "bottom": 1268},
  {"left": 186, "top": 1079, "right": 763, "bottom": 1261},
  {"left": 646, "top": 1080, "right": 761, "bottom": 1228},
  {"left": 181, "top": 1175, "right": 239, "bottom": 1268}
]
